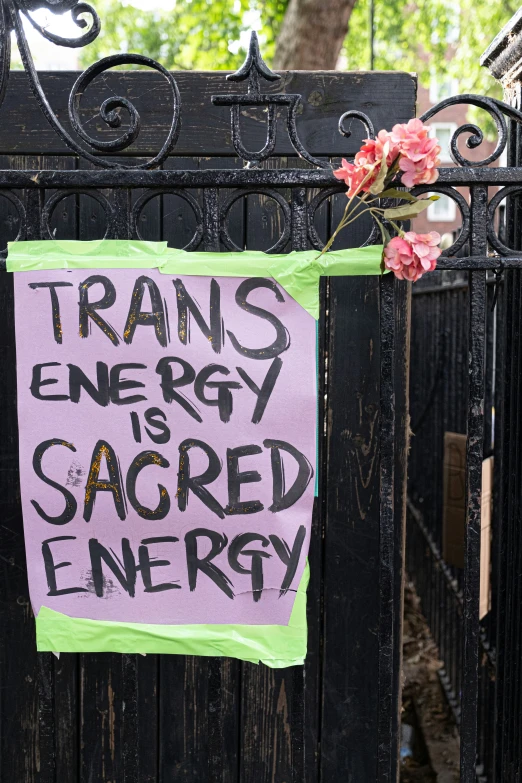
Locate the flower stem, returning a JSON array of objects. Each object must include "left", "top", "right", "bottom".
[{"left": 318, "top": 189, "right": 371, "bottom": 256}]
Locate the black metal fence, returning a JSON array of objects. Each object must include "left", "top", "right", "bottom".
[
  {"left": 406, "top": 16, "right": 522, "bottom": 779},
  {"left": 1, "top": 1, "right": 522, "bottom": 780},
  {"left": 406, "top": 267, "right": 499, "bottom": 781},
  {"left": 0, "top": 10, "right": 413, "bottom": 782}
]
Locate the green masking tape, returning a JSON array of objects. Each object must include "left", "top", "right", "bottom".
[
  {"left": 36, "top": 563, "right": 309, "bottom": 667},
  {"left": 7, "top": 240, "right": 385, "bottom": 319}
]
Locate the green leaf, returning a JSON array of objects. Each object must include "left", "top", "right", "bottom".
[
  {"left": 374, "top": 217, "right": 392, "bottom": 247},
  {"left": 383, "top": 198, "right": 438, "bottom": 220},
  {"left": 368, "top": 152, "right": 389, "bottom": 195},
  {"left": 379, "top": 188, "right": 417, "bottom": 202},
  {"left": 372, "top": 218, "right": 391, "bottom": 275},
  {"left": 374, "top": 218, "right": 391, "bottom": 274}
]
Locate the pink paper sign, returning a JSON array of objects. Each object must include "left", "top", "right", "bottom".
[{"left": 14, "top": 269, "right": 317, "bottom": 626}]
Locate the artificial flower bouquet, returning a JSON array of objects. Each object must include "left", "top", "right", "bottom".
[{"left": 328, "top": 118, "right": 444, "bottom": 282}]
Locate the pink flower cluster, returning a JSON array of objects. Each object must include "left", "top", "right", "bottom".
[
  {"left": 334, "top": 118, "right": 441, "bottom": 196},
  {"left": 392, "top": 119, "right": 441, "bottom": 188},
  {"left": 334, "top": 129, "right": 399, "bottom": 197},
  {"left": 383, "top": 231, "right": 441, "bottom": 282}
]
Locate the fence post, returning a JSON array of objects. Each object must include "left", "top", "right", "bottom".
[{"left": 481, "top": 15, "right": 522, "bottom": 782}]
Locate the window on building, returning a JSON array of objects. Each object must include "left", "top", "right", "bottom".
[
  {"left": 427, "top": 194, "right": 457, "bottom": 222},
  {"left": 430, "top": 122, "right": 457, "bottom": 163},
  {"left": 429, "top": 78, "right": 459, "bottom": 104}
]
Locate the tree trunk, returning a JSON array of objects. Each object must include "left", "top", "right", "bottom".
[{"left": 273, "top": 0, "right": 358, "bottom": 70}]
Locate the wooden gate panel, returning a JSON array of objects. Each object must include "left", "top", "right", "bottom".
[
  {"left": 321, "top": 274, "right": 382, "bottom": 782},
  {"left": 239, "top": 156, "right": 306, "bottom": 783},
  {"left": 0, "top": 69, "right": 415, "bottom": 783}
]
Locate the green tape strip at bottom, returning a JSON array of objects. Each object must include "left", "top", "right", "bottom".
[{"left": 36, "top": 563, "right": 309, "bottom": 667}]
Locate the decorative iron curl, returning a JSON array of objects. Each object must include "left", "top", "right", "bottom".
[
  {"left": 22, "top": 0, "right": 78, "bottom": 11},
  {"left": 220, "top": 189, "right": 291, "bottom": 253},
  {"left": 131, "top": 189, "right": 203, "bottom": 251},
  {"left": 20, "top": 2, "right": 100, "bottom": 48},
  {"left": 68, "top": 54, "right": 180, "bottom": 165},
  {"left": 338, "top": 110, "right": 376, "bottom": 142},
  {"left": 306, "top": 185, "right": 380, "bottom": 250},
  {"left": 0, "top": 188, "right": 25, "bottom": 266},
  {"left": 487, "top": 185, "right": 522, "bottom": 256},
  {"left": 6, "top": 1, "right": 181, "bottom": 169},
  {"left": 42, "top": 189, "right": 113, "bottom": 239},
  {"left": 306, "top": 185, "right": 344, "bottom": 250},
  {"left": 361, "top": 220, "right": 386, "bottom": 248},
  {"left": 420, "top": 94, "right": 522, "bottom": 167},
  {"left": 412, "top": 185, "right": 471, "bottom": 257},
  {"left": 212, "top": 32, "right": 328, "bottom": 170},
  {"left": 0, "top": 189, "right": 27, "bottom": 244}
]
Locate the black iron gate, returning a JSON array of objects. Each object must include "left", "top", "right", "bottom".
[
  {"left": 0, "top": 13, "right": 413, "bottom": 782},
  {"left": 406, "top": 15, "right": 522, "bottom": 783},
  {"left": 0, "top": 3, "right": 521, "bottom": 781}
]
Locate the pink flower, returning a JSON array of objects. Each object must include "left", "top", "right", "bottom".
[
  {"left": 334, "top": 130, "right": 399, "bottom": 197},
  {"left": 334, "top": 159, "right": 372, "bottom": 198},
  {"left": 383, "top": 231, "right": 441, "bottom": 282},
  {"left": 357, "top": 129, "right": 400, "bottom": 169},
  {"left": 390, "top": 118, "right": 441, "bottom": 187},
  {"left": 334, "top": 121, "right": 441, "bottom": 196},
  {"left": 399, "top": 155, "right": 439, "bottom": 187}
]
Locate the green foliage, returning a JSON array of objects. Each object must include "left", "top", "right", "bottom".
[
  {"left": 71, "top": 0, "right": 518, "bottom": 137},
  {"left": 343, "top": 0, "right": 516, "bottom": 99},
  {"left": 76, "top": 0, "right": 516, "bottom": 103},
  {"left": 77, "top": 0, "right": 288, "bottom": 71}
]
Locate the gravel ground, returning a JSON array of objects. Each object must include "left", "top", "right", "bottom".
[{"left": 400, "top": 582, "right": 460, "bottom": 782}]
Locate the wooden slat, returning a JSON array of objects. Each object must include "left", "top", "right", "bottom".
[
  {"left": 391, "top": 275, "right": 411, "bottom": 775},
  {"left": 160, "top": 157, "right": 202, "bottom": 249},
  {"left": 78, "top": 159, "right": 112, "bottom": 240},
  {"left": 238, "top": 157, "right": 315, "bottom": 783},
  {"left": 320, "top": 188, "right": 382, "bottom": 780},
  {"left": 157, "top": 157, "right": 241, "bottom": 783},
  {"left": 0, "top": 153, "right": 81, "bottom": 783},
  {"left": 321, "top": 272, "right": 382, "bottom": 781},
  {"left": 159, "top": 656, "right": 239, "bottom": 782},
  {"left": 0, "top": 225, "right": 38, "bottom": 783},
  {"left": 0, "top": 71, "right": 416, "bottom": 157},
  {"left": 75, "top": 158, "right": 159, "bottom": 783},
  {"left": 45, "top": 155, "right": 81, "bottom": 783}
]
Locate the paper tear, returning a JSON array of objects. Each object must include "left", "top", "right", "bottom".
[{"left": 232, "top": 585, "right": 298, "bottom": 598}]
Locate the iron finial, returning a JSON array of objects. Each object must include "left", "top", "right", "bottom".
[{"left": 227, "top": 31, "right": 280, "bottom": 94}]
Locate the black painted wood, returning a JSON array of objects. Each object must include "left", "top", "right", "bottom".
[
  {"left": 0, "top": 70, "right": 414, "bottom": 783},
  {"left": 239, "top": 158, "right": 306, "bottom": 783},
  {"left": 0, "top": 71, "right": 416, "bottom": 158}
]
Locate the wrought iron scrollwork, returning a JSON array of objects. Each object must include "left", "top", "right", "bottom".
[
  {"left": 412, "top": 184, "right": 471, "bottom": 257},
  {"left": 487, "top": 185, "right": 522, "bottom": 256},
  {"left": 67, "top": 54, "right": 180, "bottom": 166},
  {"left": 42, "top": 188, "right": 113, "bottom": 238},
  {"left": 421, "top": 94, "right": 522, "bottom": 167},
  {"left": 131, "top": 189, "right": 203, "bottom": 250},
  {"left": 20, "top": 0, "right": 100, "bottom": 47},
  {"left": 338, "top": 110, "right": 376, "bottom": 142},
  {"left": 211, "top": 32, "right": 328, "bottom": 169},
  {"left": 0, "top": 0, "right": 181, "bottom": 169},
  {"left": 4, "top": 2, "right": 522, "bottom": 263},
  {"left": 0, "top": 189, "right": 26, "bottom": 242},
  {"left": 220, "top": 187, "right": 292, "bottom": 252}
]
